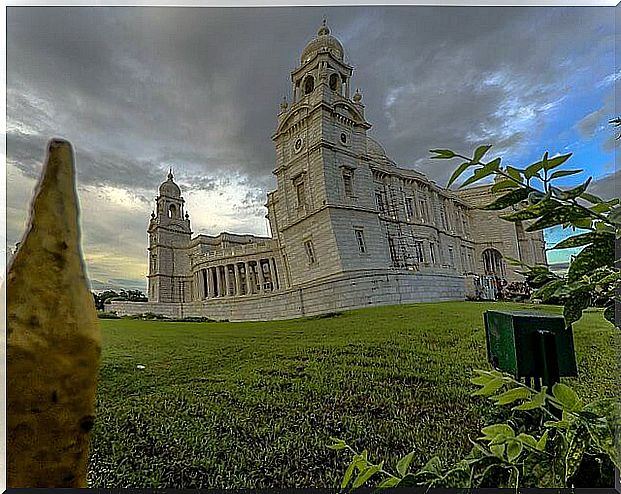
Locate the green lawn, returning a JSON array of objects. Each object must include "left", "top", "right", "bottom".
[{"left": 89, "top": 302, "right": 619, "bottom": 488}]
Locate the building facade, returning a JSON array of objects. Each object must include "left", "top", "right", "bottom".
[{"left": 108, "top": 21, "right": 546, "bottom": 321}]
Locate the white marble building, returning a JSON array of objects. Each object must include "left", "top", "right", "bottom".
[{"left": 108, "top": 21, "right": 546, "bottom": 321}]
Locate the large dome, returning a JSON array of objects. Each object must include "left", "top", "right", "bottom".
[
  {"left": 300, "top": 20, "right": 344, "bottom": 64},
  {"left": 159, "top": 170, "right": 181, "bottom": 197}
]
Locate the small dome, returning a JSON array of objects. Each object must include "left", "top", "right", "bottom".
[
  {"left": 300, "top": 19, "right": 344, "bottom": 64},
  {"left": 367, "top": 136, "right": 388, "bottom": 158},
  {"left": 159, "top": 169, "right": 181, "bottom": 197}
]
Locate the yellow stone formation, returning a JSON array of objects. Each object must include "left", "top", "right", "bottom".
[{"left": 7, "top": 138, "right": 101, "bottom": 487}]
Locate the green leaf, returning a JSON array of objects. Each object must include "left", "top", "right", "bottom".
[
  {"left": 420, "top": 456, "right": 443, "bottom": 475},
  {"left": 447, "top": 161, "right": 473, "bottom": 188},
  {"left": 582, "top": 398, "right": 621, "bottom": 469},
  {"left": 396, "top": 450, "right": 415, "bottom": 477},
  {"left": 590, "top": 201, "right": 616, "bottom": 214},
  {"left": 500, "top": 197, "right": 560, "bottom": 221},
  {"left": 506, "top": 439, "right": 523, "bottom": 462},
  {"left": 491, "top": 179, "right": 519, "bottom": 193},
  {"left": 609, "top": 205, "right": 621, "bottom": 226},
  {"left": 493, "top": 387, "right": 531, "bottom": 405},
  {"left": 489, "top": 443, "right": 505, "bottom": 459},
  {"left": 563, "top": 290, "right": 591, "bottom": 326},
  {"left": 506, "top": 166, "right": 523, "bottom": 182},
  {"left": 585, "top": 418, "right": 618, "bottom": 467},
  {"left": 567, "top": 235, "right": 615, "bottom": 283},
  {"left": 536, "top": 430, "right": 549, "bottom": 451},
  {"left": 544, "top": 419, "right": 571, "bottom": 428},
  {"left": 525, "top": 205, "right": 591, "bottom": 231},
  {"left": 558, "top": 177, "right": 592, "bottom": 200},
  {"left": 352, "top": 464, "right": 381, "bottom": 489},
  {"left": 580, "top": 191, "right": 605, "bottom": 204},
  {"left": 548, "top": 169, "right": 583, "bottom": 180},
  {"left": 532, "top": 279, "right": 565, "bottom": 302},
  {"left": 472, "top": 377, "right": 505, "bottom": 397},
  {"left": 480, "top": 423, "right": 515, "bottom": 440},
  {"left": 524, "top": 152, "right": 548, "bottom": 179},
  {"left": 551, "top": 383, "right": 583, "bottom": 412},
  {"left": 482, "top": 187, "right": 529, "bottom": 210},
  {"left": 341, "top": 461, "right": 357, "bottom": 489},
  {"left": 377, "top": 476, "right": 401, "bottom": 488},
  {"left": 551, "top": 232, "right": 598, "bottom": 250},
  {"left": 516, "top": 433, "right": 538, "bottom": 449},
  {"left": 470, "top": 374, "right": 496, "bottom": 386},
  {"left": 513, "top": 386, "right": 547, "bottom": 411},
  {"left": 473, "top": 144, "right": 492, "bottom": 163},
  {"left": 460, "top": 158, "right": 501, "bottom": 188},
  {"left": 565, "top": 424, "right": 589, "bottom": 482},
  {"left": 328, "top": 437, "right": 347, "bottom": 450},
  {"left": 430, "top": 149, "right": 456, "bottom": 159},
  {"left": 544, "top": 153, "right": 572, "bottom": 171}
]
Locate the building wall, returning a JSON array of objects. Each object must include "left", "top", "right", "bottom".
[{"left": 108, "top": 269, "right": 465, "bottom": 321}]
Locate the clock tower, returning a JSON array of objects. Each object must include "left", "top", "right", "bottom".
[
  {"left": 270, "top": 20, "right": 390, "bottom": 286},
  {"left": 147, "top": 170, "right": 193, "bottom": 302}
]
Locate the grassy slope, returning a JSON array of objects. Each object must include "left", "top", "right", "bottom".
[{"left": 89, "top": 302, "right": 618, "bottom": 488}]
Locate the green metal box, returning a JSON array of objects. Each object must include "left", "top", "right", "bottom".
[{"left": 484, "top": 310, "right": 578, "bottom": 378}]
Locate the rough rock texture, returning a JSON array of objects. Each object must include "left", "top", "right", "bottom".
[{"left": 7, "top": 139, "right": 101, "bottom": 487}]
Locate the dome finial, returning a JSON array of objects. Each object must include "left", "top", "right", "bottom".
[
  {"left": 318, "top": 17, "right": 330, "bottom": 36},
  {"left": 168, "top": 168, "right": 174, "bottom": 180}
]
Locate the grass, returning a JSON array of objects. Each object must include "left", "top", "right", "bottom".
[{"left": 88, "top": 301, "right": 619, "bottom": 488}]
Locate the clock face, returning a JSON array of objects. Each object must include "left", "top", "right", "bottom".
[{"left": 294, "top": 137, "right": 304, "bottom": 153}]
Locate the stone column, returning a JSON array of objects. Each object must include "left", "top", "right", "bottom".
[
  {"left": 224, "top": 264, "right": 232, "bottom": 297},
  {"left": 257, "top": 259, "right": 266, "bottom": 292},
  {"left": 208, "top": 267, "right": 215, "bottom": 298},
  {"left": 234, "top": 263, "right": 242, "bottom": 296},
  {"left": 245, "top": 261, "right": 253, "bottom": 295},
  {"left": 271, "top": 258, "right": 279, "bottom": 290},
  {"left": 215, "top": 266, "right": 222, "bottom": 297}
]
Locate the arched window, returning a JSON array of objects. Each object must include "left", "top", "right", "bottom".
[
  {"left": 482, "top": 248, "right": 505, "bottom": 277},
  {"left": 304, "top": 75, "right": 315, "bottom": 95},
  {"left": 168, "top": 203, "right": 177, "bottom": 218},
  {"left": 329, "top": 73, "right": 339, "bottom": 92}
]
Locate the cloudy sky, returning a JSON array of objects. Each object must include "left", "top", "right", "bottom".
[{"left": 6, "top": 5, "right": 618, "bottom": 291}]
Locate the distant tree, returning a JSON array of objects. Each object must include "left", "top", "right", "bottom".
[
  {"left": 126, "top": 290, "right": 148, "bottom": 302},
  {"left": 92, "top": 292, "right": 102, "bottom": 311},
  {"left": 96, "top": 289, "right": 147, "bottom": 306},
  {"left": 99, "top": 290, "right": 120, "bottom": 306}
]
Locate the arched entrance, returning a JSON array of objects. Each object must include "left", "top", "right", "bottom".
[{"left": 482, "top": 248, "right": 505, "bottom": 277}]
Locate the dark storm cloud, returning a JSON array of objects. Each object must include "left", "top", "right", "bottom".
[{"left": 8, "top": 6, "right": 614, "bottom": 194}]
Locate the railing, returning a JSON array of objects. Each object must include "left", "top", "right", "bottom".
[{"left": 192, "top": 241, "right": 276, "bottom": 263}]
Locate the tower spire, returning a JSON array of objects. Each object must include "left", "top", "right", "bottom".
[{"left": 318, "top": 16, "right": 330, "bottom": 36}]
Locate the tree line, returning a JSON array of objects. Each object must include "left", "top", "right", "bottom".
[{"left": 92, "top": 289, "right": 147, "bottom": 311}]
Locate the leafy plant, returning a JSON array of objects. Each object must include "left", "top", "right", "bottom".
[
  {"left": 430, "top": 145, "right": 619, "bottom": 328},
  {"left": 329, "top": 370, "right": 620, "bottom": 489}
]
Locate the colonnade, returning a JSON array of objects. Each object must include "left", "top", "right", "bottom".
[{"left": 193, "top": 257, "right": 280, "bottom": 300}]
